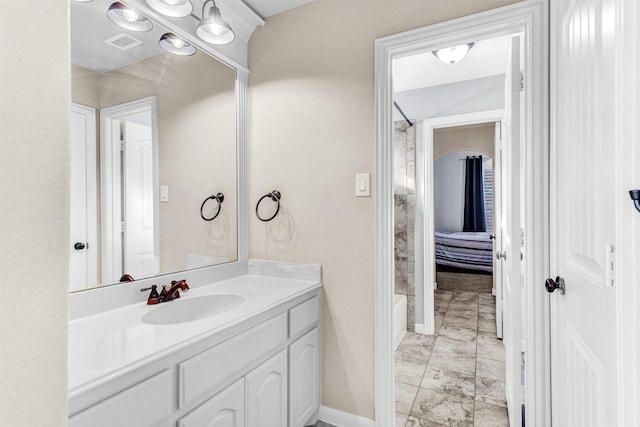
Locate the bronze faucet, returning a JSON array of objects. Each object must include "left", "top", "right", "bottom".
[{"left": 141, "top": 280, "right": 190, "bottom": 305}]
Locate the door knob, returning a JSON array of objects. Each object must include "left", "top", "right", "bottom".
[
  {"left": 73, "top": 242, "right": 86, "bottom": 251},
  {"left": 545, "top": 276, "right": 565, "bottom": 295}
]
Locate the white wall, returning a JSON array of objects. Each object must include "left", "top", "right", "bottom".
[
  {"left": 248, "top": 0, "right": 519, "bottom": 419},
  {"left": 0, "top": 0, "right": 70, "bottom": 424}
]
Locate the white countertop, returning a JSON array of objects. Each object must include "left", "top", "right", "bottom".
[{"left": 69, "top": 272, "right": 321, "bottom": 397}]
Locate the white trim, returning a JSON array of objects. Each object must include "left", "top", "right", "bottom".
[
  {"left": 374, "top": 2, "right": 549, "bottom": 426},
  {"left": 236, "top": 69, "right": 248, "bottom": 261},
  {"left": 319, "top": 406, "right": 375, "bottom": 427},
  {"left": 100, "top": 96, "right": 159, "bottom": 284},
  {"left": 422, "top": 109, "right": 504, "bottom": 337},
  {"left": 414, "top": 323, "right": 426, "bottom": 334}
]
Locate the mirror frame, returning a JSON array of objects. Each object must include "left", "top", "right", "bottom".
[{"left": 71, "top": 0, "right": 249, "bottom": 293}]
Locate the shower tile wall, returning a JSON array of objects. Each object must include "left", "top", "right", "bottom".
[{"left": 394, "top": 121, "right": 416, "bottom": 331}]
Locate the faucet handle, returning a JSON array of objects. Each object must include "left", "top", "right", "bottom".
[{"left": 140, "top": 284, "right": 161, "bottom": 305}]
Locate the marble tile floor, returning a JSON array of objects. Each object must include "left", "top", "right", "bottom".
[{"left": 395, "top": 289, "right": 509, "bottom": 427}]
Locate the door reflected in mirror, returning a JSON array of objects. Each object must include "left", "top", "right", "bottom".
[{"left": 70, "top": 0, "right": 237, "bottom": 292}]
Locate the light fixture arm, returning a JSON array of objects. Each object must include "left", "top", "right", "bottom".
[{"left": 201, "top": 0, "right": 214, "bottom": 19}]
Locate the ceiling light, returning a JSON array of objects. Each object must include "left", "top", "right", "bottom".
[
  {"left": 432, "top": 43, "right": 475, "bottom": 65},
  {"left": 146, "top": 0, "right": 192, "bottom": 18},
  {"left": 106, "top": 2, "right": 152, "bottom": 32},
  {"left": 159, "top": 33, "right": 196, "bottom": 56},
  {"left": 196, "top": 0, "right": 235, "bottom": 45}
]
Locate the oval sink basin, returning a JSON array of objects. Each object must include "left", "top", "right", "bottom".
[{"left": 142, "top": 294, "right": 244, "bottom": 325}]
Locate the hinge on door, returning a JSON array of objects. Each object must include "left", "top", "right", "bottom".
[
  {"left": 521, "top": 351, "right": 525, "bottom": 385},
  {"left": 605, "top": 244, "right": 615, "bottom": 287},
  {"left": 120, "top": 221, "right": 125, "bottom": 232},
  {"left": 119, "top": 140, "right": 125, "bottom": 151},
  {"left": 520, "top": 228, "right": 525, "bottom": 247},
  {"left": 513, "top": 71, "right": 524, "bottom": 92}
]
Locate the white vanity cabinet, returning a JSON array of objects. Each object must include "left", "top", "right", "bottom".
[{"left": 69, "top": 286, "right": 321, "bottom": 427}]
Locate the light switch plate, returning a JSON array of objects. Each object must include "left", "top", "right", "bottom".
[
  {"left": 160, "top": 185, "right": 169, "bottom": 202},
  {"left": 355, "top": 173, "right": 370, "bottom": 197}
]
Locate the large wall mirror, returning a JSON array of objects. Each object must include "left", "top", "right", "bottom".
[{"left": 70, "top": 0, "right": 238, "bottom": 292}]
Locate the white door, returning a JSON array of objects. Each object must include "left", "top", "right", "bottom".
[
  {"left": 69, "top": 103, "right": 97, "bottom": 291},
  {"left": 493, "top": 121, "right": 504, "bottom": 339},
  {"left": 246, "top": 350, "right": 287, "bottom": 427},
  {"left": 502, "top": 35, "right": 523, "bottom": 427},
  {"left": 123, "top": 117, "right": 159, "bottom": 278},
  {"left": 550, "top": 0, "right": 620, "bottom": 425}
]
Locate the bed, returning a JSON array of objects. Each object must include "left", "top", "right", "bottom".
[{"left": 434, "top": 231, "right": 494, "bottom": 273}]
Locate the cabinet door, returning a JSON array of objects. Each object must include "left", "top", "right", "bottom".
[
  {"left": 178, "top": 378, "right": 244, "bottom": 427},
  {"left": 289, "top": 327, "right": 320, "bottom": 427},
  {"left": 246, "top": 350, "right": 288, "bottom": 427}
]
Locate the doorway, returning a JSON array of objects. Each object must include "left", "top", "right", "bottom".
[
  {"left": 100, "top": 96, "right": 160, "bottom": 283},
  {"left": 375, "top": 2, "right": 549, "bottom": 426}
]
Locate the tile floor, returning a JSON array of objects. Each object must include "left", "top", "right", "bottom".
[{"left": 394, "top": 289, "right": 510, "bottom": 427}]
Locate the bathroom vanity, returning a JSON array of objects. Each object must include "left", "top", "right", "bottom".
[{"left": 68, "top": 260, "right": 321, "bottom": 427}]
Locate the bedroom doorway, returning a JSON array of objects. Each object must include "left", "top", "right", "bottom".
[{"left": 390, "top": 31, "right": 526, "bottom": 426}]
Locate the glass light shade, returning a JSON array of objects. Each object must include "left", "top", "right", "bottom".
[
  {"left": 146, "top": 0, "right": 192, "bottom": 18},
  {"left": 106, "top": 2, "right": 152, "bottom": 32},
  {"left": 159, "top": 33, "right": 196, "bottom": 56},
  {"left": 196, "top": 2, "right": 235, "bottom": 45},
  {"left": 432, "top": 43, "right": 475, "bottom": 64}
]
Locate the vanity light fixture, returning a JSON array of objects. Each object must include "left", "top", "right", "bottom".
[
  {"left": 146, "top": 0, "right": 192, "bottom": 18},
  {"left": 432, "top": 43, "right": 475, "bottom": 64},
  {"left": 159, "top": 33, "right": 196, "bottom": 56},
  {"left": 196, "top": 0, "right": 235, "bottom": 45},
  {"left": 106, "top": 2, "right": 153, "bottom": 32}
]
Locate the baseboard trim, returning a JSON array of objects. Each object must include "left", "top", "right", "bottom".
[
  {"left": 319, "top": 406, "right": 375, "bottom": 427},
  {"left": 414, "top": 323, "right": 426, "bottom": 334}
]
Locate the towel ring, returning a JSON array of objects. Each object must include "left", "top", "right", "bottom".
[
  {"left": 256, "top": 190, "right": 281, "bottom": 222},
  {"left": 200, "top": 192, "right": 224, "bottom": 221}
]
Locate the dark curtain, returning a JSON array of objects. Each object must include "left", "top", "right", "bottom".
[{"left": 463, "top": 156, "right": 486, "bottom": 232}]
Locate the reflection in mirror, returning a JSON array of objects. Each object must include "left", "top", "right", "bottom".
[{"left": 70, "top": 0, "right": 237, "bottom": 292}]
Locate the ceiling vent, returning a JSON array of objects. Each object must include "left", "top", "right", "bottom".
[{"left": 104, "top": 33, "right": 144, "bottom": 51}]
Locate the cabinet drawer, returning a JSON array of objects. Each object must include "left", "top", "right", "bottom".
[
  {"left": 289, "top": 296, "right": 320, "bottom": 338},
  {"left": 69, "top": 370, "right": 171, "bottom": 427},
  {"left": 179, "top": 313, "right": 287, "bottom": 408}
]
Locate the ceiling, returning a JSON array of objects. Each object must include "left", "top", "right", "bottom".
[
  {"left": 393, "top": 35, "right": 512, "bottom": 93},
  {"left": 71, "top": 0, "right": 315, "bottom": 73}
]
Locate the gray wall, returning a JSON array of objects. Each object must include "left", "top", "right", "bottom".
[{"left": 393, "top": 74, "right": 505, "bottom": 122}]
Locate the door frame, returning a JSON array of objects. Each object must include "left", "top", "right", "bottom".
[
  {"left": 419, "top": 109, "right": 504, "bottom": 336},
  {"left": 374, "top": 1, "right": 549, "bottom": 426},
  {"left": 100, "top": 96, "right": 159, "bottom": 283}
]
